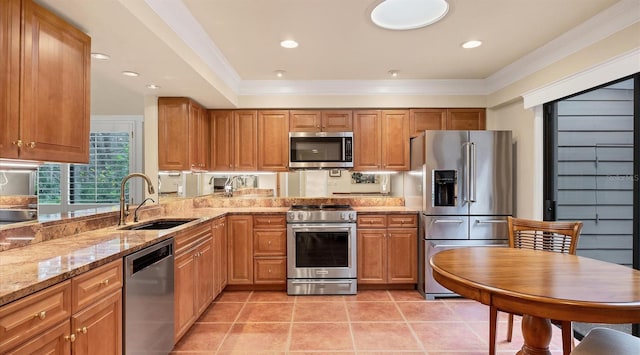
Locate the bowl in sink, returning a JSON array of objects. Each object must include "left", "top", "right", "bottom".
[{"left": 118, "top": 218, "right": 198, "bottom": 230}]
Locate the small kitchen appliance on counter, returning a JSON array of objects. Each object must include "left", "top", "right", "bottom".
[{"left": 286, "top": 204, "right": 357, "bottom": 295}]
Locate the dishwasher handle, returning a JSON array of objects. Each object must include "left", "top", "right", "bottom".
[{"left": 127, "top": 238, "right": 174, "bottom": 276}]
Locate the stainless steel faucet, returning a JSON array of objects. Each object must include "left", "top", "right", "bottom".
[{"left": 119, "top": 173, "right": 155, "bottom": 225}]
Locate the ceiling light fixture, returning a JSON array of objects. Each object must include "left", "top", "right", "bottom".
[
  {"left": 462, "top": 40, "right": 482, "bottom": 49},
  {"left": 121, "top": 71, "right": 139, "bottom": 77},
  {"left": 388, "top": 70, "right": 399, "bottom": 77},
  {"left": 371, "top": 0, "right": 449, "bottom": 30},
  {"left": 280, "top": 40, "right": 299, "bottom": 49},
  {"left": 91, "top": 52, "right": 110, "bottom": 60},
  {"left": 146, "top": 84, "right": 161, "bottom": 89},
  {"left": 274, "top": 70, "right": 286, "bottom": 78}
]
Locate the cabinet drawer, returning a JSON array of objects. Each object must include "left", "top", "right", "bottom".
[
  {"left": 253, "top": 214, "right": 286, "bottom": 229},
  {"left": 387, "top": 214, "right": 418, "bottom": 228},
  {"left": 175, "top": 223, "right": 212, "bottom": 253},
  {"left": 254, "top": 230, "right": 286, "bottom": 256},
  {"left": 4, "top": 319, "right": 70, "bottom": 355},
  {"left": 0, "top": 281, "right": 72, "bottom": 354},
  {"left": 253, "top": 258, "right": 286, "bottom": 284},
  {"left": 72, "top": 259, "right": 123, "bottom": 313},
  {"left": 357, "top": 215, "right": 387, "bottom": 228}
]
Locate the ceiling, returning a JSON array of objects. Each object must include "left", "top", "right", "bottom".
[{"left": 35, "top": 0, "right": 624, "bottom": 114}]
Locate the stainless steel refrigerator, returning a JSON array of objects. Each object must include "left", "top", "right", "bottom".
[{"left": 405, "top": 130, "right": 513, "bottom": 299}]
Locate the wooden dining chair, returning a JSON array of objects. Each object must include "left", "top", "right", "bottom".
[{"left": 489, "top": 216, "right": 583, "bottom": 355}]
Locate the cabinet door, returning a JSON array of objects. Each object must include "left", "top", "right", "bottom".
[
  {"left": 189, "top": 101, "right": 208, "bottom": 171},
  {"left": 357, "top": 229, "right": 387, "bottom": 284},
  {"left": 196, "top": 238, "right": 214, "bottom": 315},
  {"left": 20, "top": 0, "right": 91, "bottom": 163},
  {"left": 158, "top": 98, "right": 190, "bottom": 170},
  {"left": 258, "top": 110, "right": 289, "bottom": 171},
  {"left": 387, "top": 229, "right": 417, "bottom": 283},
  {"left": 381, "top": 110, "right": 409, "bottom": 171},
  {"left": 290, "top": 110, "right": 321, "bottom": 132},
  {"left": 409, "top": 109, "right": 446, "bottom": 137},
  {"left": 227, "top": 215, "right": 254, "bottom": 284},
  {"left": 253, "top": 257, "right": 286, "bottom": 284},
  {"left": 4, "top": 319, "right": 71, "bottom": 355},
  {"left": 234, "top": 110, "right": 258, "bottom": 170},
  {"left": 0, "top": 0, "right": 20, "bottom": 159},
  {"left": 174, "top": 251, "right": 196, "bottom": 342},
  {"left": 321, "top": 110, "right": 353, "bottom": 131},
  {"left": 353, "top": 110, "right": 381, "bottom": 170},
  {"left": 446, "top": 108, "right": 486, "bottom": 130},
  {"left": 210, "top": 110, "right": 234, "bottom": 170},
  {"left": 71, "top": 290, "right": 122, "bottom": 355},
  {"left": 218, "top": 218, "right": 228, "bottom": 291}
]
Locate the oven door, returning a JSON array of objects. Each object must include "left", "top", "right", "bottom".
[{"left": 287, "top": 223, "right": 357, "bottom": 279}]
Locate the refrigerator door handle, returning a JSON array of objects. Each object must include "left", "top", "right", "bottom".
[
  {"left": 434, "top": 219, "right": 465, "bottom": 224},
  {"left": 463, "top": 142, "right": 471, "bottom": 203},
  {"left": 475, "top": 219, "right": 508, "bottom": 224},
  {"left": 470, "top": 142, "right": 477, "bottom": 203}
]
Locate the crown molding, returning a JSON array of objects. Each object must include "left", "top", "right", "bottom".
[{"left": 149, "top": 0, "right": 639, "bottom": 98}]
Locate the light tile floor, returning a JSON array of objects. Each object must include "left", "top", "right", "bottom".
[{"left": 171, "top": 290, "right": 568, "bottom": 354}]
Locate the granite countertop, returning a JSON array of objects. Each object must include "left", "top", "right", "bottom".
[{"left": 0, "top": 206, "right": 415, "bottom": 307}]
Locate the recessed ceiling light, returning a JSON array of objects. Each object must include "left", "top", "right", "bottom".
[
  {"left": 388, "top": 70, "right": 399, "bottom": 77},
  {"left": 91, "top": 52, "right": 110, "bottom": 60},
  {"left": 146, "top": 84, "right": 161, "bottom": 89},
  {"left": 121, "top": 71, "right": 139, "bottom": 77},
  {"left": 274, "top": 70, "right": 286, "bottom": 78},
  {"left": 280, "top": 40, "right": 299, "bottom": 49},
  {"left": 371, "top": 0, "right": 449, "bottom": 31},
  {"left": 462, "top": 40, "right": 483, "bottom": 49}
]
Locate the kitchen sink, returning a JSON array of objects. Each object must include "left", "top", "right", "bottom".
[{"left": 119, "top": 218, "right": 198, "bottom": 230}]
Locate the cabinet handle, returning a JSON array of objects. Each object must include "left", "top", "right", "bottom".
[
  {"left": 27, "top": 142, "right": 36, "bottom": 149},
  {"left": 268, "top": 268, "right": 272, "bottom": 273},
  {"left": 34, "top": 311, "right": 46, "bottom": 320},
  {"left": 65, "top": 334, "right": 76, "bottom": 342},
  {"left": 268, "top": 240, "right": 272, "bottom": 245},
  {"left": 77, "top": 326, "right": 87, "bottom": 334},
  {"left": 101, "top": 279, "right": 110, "bottom": 286},
  {"left": 13, "top": 140, "right": 23, "bottom": 148}
]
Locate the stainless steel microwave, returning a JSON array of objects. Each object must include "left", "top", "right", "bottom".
[{"left": 289, "top": 132, "right": 353, "bottom": 168}]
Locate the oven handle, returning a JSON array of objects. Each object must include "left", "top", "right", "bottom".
[
  {"left": 288, "top": 224, "right": 355, "bottom": 232},
  {"left": 290, "top": 280, "right": 355, "bottom": 285}
]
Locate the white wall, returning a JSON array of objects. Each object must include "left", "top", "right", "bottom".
[{"left": 487, "top": 100, "right": 543, "bottom": 219}]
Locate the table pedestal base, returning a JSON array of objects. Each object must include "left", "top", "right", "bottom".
[{"left": 516, "top": 315, "right": 552, "bottom": 355}]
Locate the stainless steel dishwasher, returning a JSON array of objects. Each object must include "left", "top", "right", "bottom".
[{"left": 124, "top": 238, "right": 174, "bottom": 355}]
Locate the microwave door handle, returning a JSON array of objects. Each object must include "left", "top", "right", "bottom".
[{"left": 342, "top": 137, "right": 346, "bottom": 160}]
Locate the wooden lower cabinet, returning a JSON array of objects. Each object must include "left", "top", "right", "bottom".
[
  {"left": 227, "top": 215, "right": 254, "bottom": 285},
  {"left": 213, "top": 217, "right": 228, "bottom": 296},
  {"left": 357, "top": 214, "right": 418, "bottom": 285},
  {"left": 0, "top": 259, "right": 123, "bottom": 354},
  {"left": 252, "top": 214, "right": 287, "bottom": 286},
  {"left": 254, "top": 257, "right": 286, "bottom": 284},
  {"left": 174, "top": 224, "right": 214, "bottom": 343},
  {"left": 71, "top": 290, "right": 122, "bottom": 355}
]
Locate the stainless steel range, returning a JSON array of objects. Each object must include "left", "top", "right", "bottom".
[{"left": 286, "top": 204, "right": 357, "bottom": 295}]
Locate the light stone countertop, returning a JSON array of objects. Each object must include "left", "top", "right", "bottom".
[{"left": 0, "top": 206, "right": 416, "bottom": 306}]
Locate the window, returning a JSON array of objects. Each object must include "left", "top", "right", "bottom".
[{"left": 38, "top": 117, "right": 142, "bottom": 214}]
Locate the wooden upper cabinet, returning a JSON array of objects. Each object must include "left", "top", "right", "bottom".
[
  {"left": 321, "top": 110, "right": 353, "bottom": 131},
  {"left": 158, "top": 97, "right": 208, "bottom": 171},
  {"left": 353, "top": 110, "right": 381, "bottom": 170},
  {"left": 258, "top": 110, "right": 289, "bottom": 171},
  {"left": 290, "top": 110, "right": 321, "bottom": 132},
  {"left": 354, "top": 109, "right": 409, "bottom": 171},
  {"left": 381, "top": 110, "right": 409, "bottom": 171},
  {"left": 210, "top": 110, "right": 234, "bottom": 170},
  {"left": 290, "top": 110, "right": 353, "bottom": 132},
  {"left": 409, "top": 109, "right": 446, "bottom": 137},
  {"left": 0, "top": 0, "right": 20, "bottom": 159},
  {"left": 447, "top": 108, "right": 486, "bottom": 130},
  {"left": 233, "top": 110, "right": 258, "bottom": 171},
  {"left": 1, "top": 0, "right": 91, "bottom": 163}
]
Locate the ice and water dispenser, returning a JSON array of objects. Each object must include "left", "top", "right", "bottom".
[{"left": 433, "top": 170, "right": 457, "bottom": 206}]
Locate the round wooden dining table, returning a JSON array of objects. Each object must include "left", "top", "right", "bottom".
[{"left": 430, "top": 247, "right": 640, "bottom": 355}]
